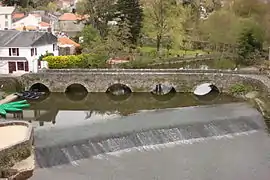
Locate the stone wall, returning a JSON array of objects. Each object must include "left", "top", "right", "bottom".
[
  {"left": 20, "top": 70, "right": 270, "bottom": 93},
  {"left": 0, "top": 121, "right": 33, "bottom": 171},
  {"left": 0, "top": 76, "right": 22, "bottom": 93}
]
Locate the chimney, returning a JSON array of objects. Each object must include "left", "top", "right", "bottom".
[{"left": 47, "top": 27, "right": 52, "bottom": 33}]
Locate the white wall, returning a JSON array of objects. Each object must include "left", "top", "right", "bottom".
[
  {"left": 0, "top": 43, "right": 58, "bottom": 73},
  {"left": 12, "top": 14, "right": 40, "bottom": 29},
  {"left": 0, "top": 61, "right": 9, "bottom": 74},
  {"left": 0, "top": 14, "right": 12, "bottom": 30}
]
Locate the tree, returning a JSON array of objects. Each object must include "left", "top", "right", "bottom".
[
  {"left": 116, "top": 0, "right": 143, "bottom": 45},
  {"left": 237, "top": 19, "right": 264, "bottom": 65},
  {"left": 1, "top": 0, "right": 29, "bottom": 7},
  {"left": 142, "top": 0, "right": 187, "bottom": 52},
  {"left": 80, "top": 25, "right": 102, "bottom": 51},
  {"left": 198, "top": 9, "right": 242, "bottom": 45},
  {"left": 76, "top": 0, "right": 117, "bottom": 37},
  {"left": 47, "top": 1, "right": 57, "bottom": 12}
]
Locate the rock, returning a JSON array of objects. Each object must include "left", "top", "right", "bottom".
[{"left": 245, "top": 91, "right": 259, "bottom": 99}]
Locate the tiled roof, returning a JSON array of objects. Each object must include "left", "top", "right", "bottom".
[
  {"left": 39, "top": 22, "right": 50, "bottom": 27},
  {"left": 12, "top": 13, "right": 25, "bottom": 19},
  {"left": 58, "top": 13, "right": 85, "bottom": 21},
  {"left": 0, "top": 30, "right": 57, "bottom": 47},
  {"left": 31, "top": 13, "right": 41, "bottom": 17},
  {"left": 58, "top": 37, "right": 80, "bottom": 47}
]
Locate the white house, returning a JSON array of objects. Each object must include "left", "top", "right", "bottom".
[
  {"left": 12, "top": 13, "right": 52, "bottom": 31},
  {"left": 0, "top": 6, "right": 15, "bottom": 30},
  {"left": 0, "top": 30, "right": 58, "bottom": 74}
]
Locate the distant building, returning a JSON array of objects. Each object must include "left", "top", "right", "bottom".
[
  {"left": 0, "top": 30, "right": 58, "bottom": 74},
  {"left": 54, "top": 13, "right": 86, "bottom": 37},
  {"left": 12, "top": 13, "right": 52, "bottom": 32},
  {"left": 0, "top": 6, "right": 15, "bottom": 30},
  {"left": 58, "top": 37, "right": 80, "bottom": 55}
]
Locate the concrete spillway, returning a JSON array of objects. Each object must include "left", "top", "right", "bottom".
[{"left": 33, "top": 102, "right": 267, "bottom": 169}]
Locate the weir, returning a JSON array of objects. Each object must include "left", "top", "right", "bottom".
[{"left": 33, "top": 102, "right": 266, "bottom": 168}]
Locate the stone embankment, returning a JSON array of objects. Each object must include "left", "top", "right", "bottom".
[{"left": 0, "top": 121, "right": 34, "bottom": 180}]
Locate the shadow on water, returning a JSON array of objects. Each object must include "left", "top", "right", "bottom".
[{"left": 65, "top": 83, "right": 88, "bottom": 101}]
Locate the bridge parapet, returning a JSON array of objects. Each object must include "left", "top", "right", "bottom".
[{"left": 38, "top": 68, "right": 268, "bottom": 75}]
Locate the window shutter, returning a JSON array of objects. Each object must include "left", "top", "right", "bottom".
[
  {"left": 17, "top": 48, "right": 19, "bottom": 56},
  {"left": 25, "top": 61, "right": 29, "bottom": 71},
  {"left": 9, "top": 48, "right": 11, "bottom": 56}
]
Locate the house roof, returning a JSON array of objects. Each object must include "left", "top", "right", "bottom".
[
  {"left": 58, "top": 13, "right": 84, "bottom": 21},
  {"left": 0, "top": 30, "right": 57, "bottom": 47},
  {"left": 31, "top": 13, "right": 41, "bottom": 17},
  {"left": 12, "top": 13, "right": 25, "bottom": 19},
  {"left": 39, "top": 22, "right": 50, "bottom": 27},
  {"left": 0, "top": 57, "right": 27, "bottom": 61},
  {"left": 0, "top": 7, "right": 15, "bottom": 14},
  {"left": 58, "top": 37, "right": 80, "bottom": 47}
]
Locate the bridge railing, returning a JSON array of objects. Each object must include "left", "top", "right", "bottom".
[{"left": 37, "top": 68, "right": 268, "bottom": 75}]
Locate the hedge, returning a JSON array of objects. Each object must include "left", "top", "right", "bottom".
[{"left": 43, "top": 54, "right": 109, "bottom": 69}]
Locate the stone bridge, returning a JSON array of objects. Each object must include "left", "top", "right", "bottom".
[{"left": 20, "top": 69, "right": 270, "bottom": 93}]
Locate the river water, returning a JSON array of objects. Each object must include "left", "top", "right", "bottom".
[{"left": 5, "top": 92, "right": 270, "bottom": 180}]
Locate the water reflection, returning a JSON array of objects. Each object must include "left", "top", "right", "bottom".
[
  {"left": 194, "top": 91, "right": 221, "bottom": 104},
  {"left": 65, "top": 91, "right": 88, "bottom": 101},
  {"left": 106, "top": 93, "right": 131, "bottom": 102},
  {"left": 6, "top": 93, "right": 242, "bottom": 127},
  {"left": 151, "top": 92, "right": 176, "bottom": 101}
]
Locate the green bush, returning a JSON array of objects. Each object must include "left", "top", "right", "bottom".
[
  {"left": 229, "top": 83, "right": 253, "bottom": 94},
  {"left": 43, "top": 54, "right": 109, "bottom": 69}
]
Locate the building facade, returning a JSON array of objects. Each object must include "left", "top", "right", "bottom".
[
  {"left": 0, "top": 30, "right": 58, "bottom": 74},
  {"left": 0, "top": 6, "right": 15, "bottom": 30}
]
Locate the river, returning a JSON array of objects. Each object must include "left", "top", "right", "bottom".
[{"left": 4, "top": 92, "right": 270, "bottom": 180}]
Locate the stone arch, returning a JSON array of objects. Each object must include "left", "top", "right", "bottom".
[
  {"left": 193, "top": 82, "right": 220, "bottom": 96},
  {"left": 65, "top": 83, "right": 88, "bottom": 102},
  {"left": 151, "top": 84, "right": 176, "bottom": 95},
  {"left": 106, "top": 83, "right": 132, "bottom": 95},
  {"left": 29, "top": 83, "right": 50, "bottom": 93}
]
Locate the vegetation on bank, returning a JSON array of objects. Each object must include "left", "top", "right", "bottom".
[
  {"left": 43, "top": 54, "right": 108, "bottom": 69},
  {"left": 229, "top": 83, "right": 254, "bottom": 95}
]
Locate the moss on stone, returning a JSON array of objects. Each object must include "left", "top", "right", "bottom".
[{"left": 0, "top": 145, "right": 31, "bottom": 170}]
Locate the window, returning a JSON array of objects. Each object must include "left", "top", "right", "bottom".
[
  {"left": 31, "top": 48, "right": 37, "bottom": 56},
  {"left": 17, "top": 62, "right": 24, "bottom": 70},
  {"left": 31, "top": 48, "right": 34, "bottom": 56},
  {"left": 53, "top": 44, "right": 57, "bottom": 51},
  {"left": 16, "top": 61, "right": 28, "bottom": 71},
  {"left": 5, "top": 15, "right": 8, "bottom": 19},
  {"left": 9, "top": 48, "right": 19, "bottom": 56}
]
